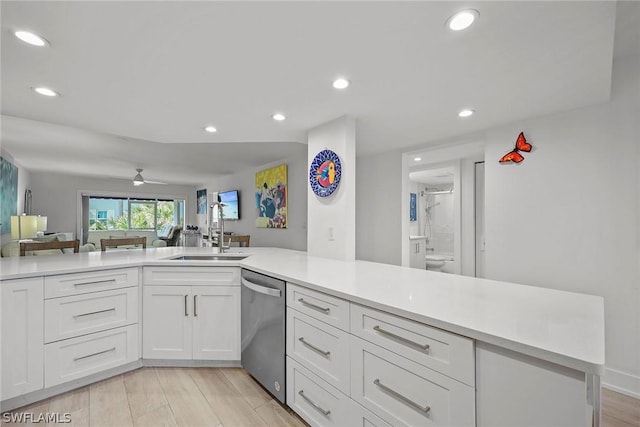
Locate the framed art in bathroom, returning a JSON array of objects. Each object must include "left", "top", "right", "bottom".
[{"left": 410, "top": 192, "right": 417, "bottom": 221}]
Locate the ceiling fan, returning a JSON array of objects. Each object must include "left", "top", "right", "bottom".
[{"left": 132, "top": 168, "right": 167, "bottom": 185}]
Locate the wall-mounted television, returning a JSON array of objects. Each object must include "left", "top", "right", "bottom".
[{"left": 218, "top": 190, "right": 240, "bottom": 220}]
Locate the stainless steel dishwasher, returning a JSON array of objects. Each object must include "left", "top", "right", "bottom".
[{"left": 241, "top": 269, "right": 286, "bottom": 403}]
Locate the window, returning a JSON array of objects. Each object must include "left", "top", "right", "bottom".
[
  {"left": 87, "top": 197, "right": 184, "bottom": 231},
  {"left": 130, "top": 200, "right": 156, "bottom": 230}
]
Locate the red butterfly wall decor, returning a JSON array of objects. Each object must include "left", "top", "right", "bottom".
[{"left": 499, "top": 132, "right": 533, "bottom": 164}]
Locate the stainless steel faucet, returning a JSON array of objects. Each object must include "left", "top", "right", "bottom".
[{"left": 208, "top": 201, "right": 228, "bottom": 252}]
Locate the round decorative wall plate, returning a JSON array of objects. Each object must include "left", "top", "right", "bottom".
[{"left": 309, "top": 149, "right": 342, "bottom": 197}]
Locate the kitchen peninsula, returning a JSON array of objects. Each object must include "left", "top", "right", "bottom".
[{"left": 1, "top": 247, "right": 604, "bottom": 426}]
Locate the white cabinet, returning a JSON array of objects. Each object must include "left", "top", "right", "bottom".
[
  {"left": 42, "top": 268, "right": 140, "bottom": 388},
  {"left": 1, "top": 277, "right": 44, "bottom": 400},
  {"left": 351, "top": 336, "right": 475, "bottom": 427},
  {"left": 287, "top": 309, "right": 351, "bottom": 395},
  {"left": 44, "top": 267, "right": 138, "bottom": 299},
  {"left": 142, "top": 267, "right": 240, "bottom": 361},
  {"left": 475, "top": 342, "right": 591, "bottom": 427},
  {"left": 142, "top": 285, "right": 191, "bottom": 359},
  {"left": 44, "top": 286, "right": 138, "bottom": 343},
  {"left": 350, "top": 304, "right": 474, "bottom": 386},
  {"left": 44, "top": 324, "right": 138, "bottom": 388},
  {"left": 287, "top": 357, "right": 355, "bottom": 427},
  {"left": 409, "top": 237, "right": 426, "bottom": 269},
  {"left": 287, "top": 282, "right": 476, "bottom": 427},
  {"left": 192, "top": 286, "right": 240, "bottom": 360},
  {"left": 286, "top": 283, "right": 352, "bottom": 427}
]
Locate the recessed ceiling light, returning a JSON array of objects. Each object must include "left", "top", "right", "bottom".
[
  {"left": 272, "top": 113, "right": 286, "bottom": 121},
  {"left": 413, "top": 157, "right": 422, "bottom": 162},
  {"left": 204, "top": 125, "right": 217, "bottom": 133},
  {"left": 33, "top": 87, "right": 58, "bottom": 97},
  {"left": 332, "top": 78, "right": 350, "bottom": 90},
  {"left": 15, "top": 30, "right": 48, "bottom": 47},
  {"left": 458, "top": 109, "right": 475, "bottom": 118},
  {"left": 446, "top": 9, "right": 479, "bottom": 31}
]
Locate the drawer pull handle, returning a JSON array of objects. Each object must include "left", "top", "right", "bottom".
[
  {"left": 298, "top": 298, "right": 330, "bottom": 314},
  {"left": 298, "top": 390, "right": 331, "bottom": 416},
  {"left": 373, "top": 325, "right": 430, "bottom": 352},
  {"left": 374, "top": 379, "right": 431, "bottom": 414},
  {"left": 298, "top": 337, "right": 331, "bottom": 356},
  {"left": 194, "top": 295, "right": 198, "bottom": 317},
  {"left": 73, "top": 347, "right": 116, "bottom": 362},
  {"left": 184, "top": 295, "right": 189, "bottom": 317},
  {"left": 73, "top": 279, "right": 117, "bottom": 287},
  {"left": 73, "top": 308, "right": 116, "bottom": 318}
]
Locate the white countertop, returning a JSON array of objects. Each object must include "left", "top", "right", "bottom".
[{"left": 0, "top": 246, "right": 605, "bottom": 375}]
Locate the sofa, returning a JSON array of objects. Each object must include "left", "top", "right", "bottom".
[
  {"left": 86, "top": 230, "right": 167, "bottom": 250},
  {"left": 159, "top": 225, "right": 182, "bottom": 247},
  {"left": 1, "top": 233, "right": 95, "bottom": 257}
]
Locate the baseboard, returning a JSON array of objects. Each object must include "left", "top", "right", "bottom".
[
  {"left": 602, "top": 367, "right": 640, "bottom": 399},
  {"left": 142, "top": 359, "right": 241, "bottom": 368}
]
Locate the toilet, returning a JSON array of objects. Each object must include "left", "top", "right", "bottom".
[{"left": 425, "top": 254, "right": 446, "bottom": 271}]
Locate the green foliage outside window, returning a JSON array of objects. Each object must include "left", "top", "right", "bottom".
[{"left": 88, "top": 198, "right": 183, "bottom": 231}]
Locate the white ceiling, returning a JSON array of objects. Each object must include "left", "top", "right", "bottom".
[
  {"left": 410, "top": 167, "right": 454, "bottom": 187},
  {"left": 0, "top": 1, "right": 621, "bottom": 185}
]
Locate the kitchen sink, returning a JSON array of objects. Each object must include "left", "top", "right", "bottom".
[{"left": 168, "top": 255, "right": 249, "bottom": 261}]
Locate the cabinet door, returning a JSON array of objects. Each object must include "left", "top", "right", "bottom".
[
  {"left": 142, "top": 285, "right": 192, "bottom": 359},
  {"left": 192, "top": 286, "right": 240, "bottom": 360},
  {"left": 409, "top": 240, "right": 425, "bottom": 269},
  {"left": 1, "top": 277, "right": 44, "bottom": 399}
]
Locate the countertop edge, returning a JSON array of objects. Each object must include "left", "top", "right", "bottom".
[{"left": 0, "top": 247, "right": 605, "bottom": 375}]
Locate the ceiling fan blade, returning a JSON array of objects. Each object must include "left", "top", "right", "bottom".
[{"left": 144, "top": 179, "right": 168, "bottom": 185}]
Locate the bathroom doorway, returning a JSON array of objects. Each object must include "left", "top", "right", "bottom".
[
  {"left": 402, "top": 141, "right": 484, "bottom": 277},
  {"left": 409, "top": 163, "right": 461, "bottom": 274}
]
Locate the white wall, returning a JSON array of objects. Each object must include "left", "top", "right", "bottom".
[
  {"left": 27, "top": 171, "right": 195, "bottom": 240},
  {"left": 356, "top": 147, "right": 403, "bottom": 266},
  {"left": 484, "top": 54, "right": 639, "bottom": 396},
  {"left": 196, "top": 150, "right": 308, "bottom": 251},
  {"left": 356, "top": 42, "right": 639, "bottom": 399},
  {"left": 307, "top": 116, "right": 356, "bottom": 261}
]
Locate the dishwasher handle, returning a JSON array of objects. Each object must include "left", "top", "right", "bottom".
[{"left": 242, "top": 277, "right": 282, "bottom": 298}]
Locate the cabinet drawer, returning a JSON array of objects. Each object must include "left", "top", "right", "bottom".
[
  {"left": 287, "top": 309, "right": 350, "bottom": 395},
  {"left": 287, "top": 283, "right": 349, "bottom": 331},
  {"left": 44, "top": 287, "right": 138, "bottom": 343},
  {"left": 44, "top": 268, "right": 138, "bottom": 299},
  {"left": 351, "top": 304, "right": 474, "bottom": 386},
  {"left": 351, "top": 336, "right": 474, "bottom": 427},
  {"left": 143, "top": 266, "right": 239, "bottom": 286},
  {"left": 350, "top": 399, "right": 393, "bottom": 427},
  {"left": 44, "top": 324, "right": 139, "bottom": 388},
  {"left": 287, "top": 356, "right": 353, "bottom": 427}
]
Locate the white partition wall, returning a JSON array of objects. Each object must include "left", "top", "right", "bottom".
[{"left": 307, "top": 116, "right": 356, "bottom": 261}]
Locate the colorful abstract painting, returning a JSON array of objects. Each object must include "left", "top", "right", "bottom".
[
  {"left": 255, "top": 164, "right": 287, "bottom": 228},
  {"left": 0, "top": 156, "right": 18, "bottom": 234}
]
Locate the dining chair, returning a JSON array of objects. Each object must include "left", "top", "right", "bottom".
[
  {"left": 100, "top": 236, "right": 147, "bottom": 251},
  {"left": 234, "top": 235, "right": 250, "bottom": 247},
  {"left": 19, "top": 239, "right": 80, "bottom": 256}
]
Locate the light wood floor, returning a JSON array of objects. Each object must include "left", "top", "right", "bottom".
[
  {"left": 602, "top": 387, "right": 640, "bottom": 427},
  {"left": 1, "top": 368, "right": 308, "bottom": 427},
  {"left": 2, "top": 368, "right": 638, "bottom": 426}
]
